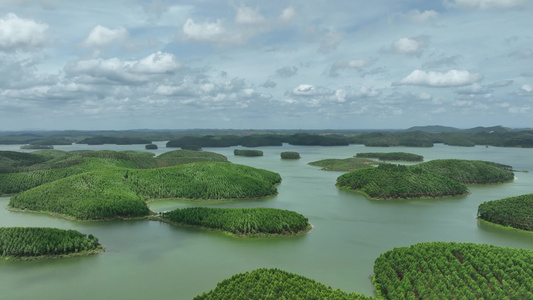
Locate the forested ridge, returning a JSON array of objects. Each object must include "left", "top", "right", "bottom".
[
  {"left": 162, "top": 207, "right": 310, "bottom": 236},
  {"left": 9, "top": 162, "right": 281, "bottom": 220},
  {"left": 355, "top": 152, "right": 423, "bottom": 162},
  {"left": 478, "top": 193, "right": 533, "bottom": 232},
  {"left": 373, "top": 242, "right": 533, "bottom": 299},
  {"left": 309, "top": 157, "right": 379, "bottom": 171},
  {"left": 417, "top": 159, "right": 514, "bottom": 184},
  {"left": 0, "top": 227, "right": 102, "bottom": 260},
  {"left": 336, "top": 164, "right": 468, "bottom": 199},
  {"left": 193, "top": 268, "right": 373, "bottom": 300}
]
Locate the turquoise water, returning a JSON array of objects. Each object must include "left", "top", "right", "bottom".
[{"left": 0, "top": 144, "right": 532, "bottom": 299}]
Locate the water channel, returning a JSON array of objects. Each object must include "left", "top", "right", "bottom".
[{"left": 0, "top": 143, "right": 532, "bottom": 299}]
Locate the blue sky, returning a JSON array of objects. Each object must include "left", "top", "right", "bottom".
[{"left": 0, "top": 0, "right": 532, "bottom": 130}]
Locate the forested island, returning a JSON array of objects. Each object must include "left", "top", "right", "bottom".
[
  {"left": 355, "top": 152, "right": 423, "bottom": 162},
  {"left": 281, "top": 151, "right": 300, "bottom": 159},
  {"left": 0, "top": 227, "right": 103, "bottom": 261},
  {"left": 373, "top": 242, "right": 533, "bottom": 299},
  {"left": 309, "top": 157, "right": 379, "bottom": 171},
  {"left": 2, "top": 150, "right": 281, "bottom": 220},
  {"left": 478, "top": 193, "right": 533, "bottom": 232},
  {"left": 194, "top": 268, "right": 372, "bottom": 300},
  {"left": 336, "top": 159, "right": 514, "bottom": 199},
  {"left": 161, "top": 207, "right": 311, "bottom": 237},
  {"left": 234, "top": 149, "right": 263, "bottom": 157}
]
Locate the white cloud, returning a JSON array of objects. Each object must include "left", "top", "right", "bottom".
[
  {"left": 455, "top": 83, "right": 491, "bottom": 94},
  {"left": 328, "top": 58, "right": 375, "bottom": 77},
  {"left": 82, "top": 25, "right": 128, "bottom": 48},
  {"left": 403, "top": 10, "right": 438, "bottom": 22},
  {"left": 447, "top": 0, "right": 525, "bottom": 9},
  {"left": 235, "top": 5, "right": 265, "bottom": 25},
  {"left": 292, "top": 84, "right": 316, "bottom": 96},
  {"left": 65, "top": 51, "right": 180, "bottom": 85},
  {"left": 522, "top": 84, "right": 532, "bottom": 92},
  {"left": 397, "top": 70, "right": 483, "bottom": 87},
  {"left": 182, "top": 18, "right": 238, "bottom": 44},
  {"left": 0, "top": 13, "right": 48, "bottom": 51},
  {"left": 392, "top": 37, "right": 426, "bottom": 55},
  {"left": 279, "top": 7, "right": 296, "bottom": 22}
]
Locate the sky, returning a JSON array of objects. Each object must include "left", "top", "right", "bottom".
[{"left": 0, "top": 0, "right": 532, "bottom": 130}]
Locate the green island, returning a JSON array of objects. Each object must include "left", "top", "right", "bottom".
[
  {"left": 280, "top": 151, "right": 300, "bottom": 159},
  {"left": 373, "top": 242, "right": 533, "bottom": 299},
  {"left": 161, "top": 207, "right": 311, "bottom": 237},
  {"left": 336, "top": 163, "right": 468, "bottom": 199},
  {"left": 417, "top": 159, "right": 514, "bottom": 184},
  {"left": 234, "top": 149, "right": 264, "bottom": 157},
  {"left": 145, "top": 144, "right": 158, "bottom": 149},
  {"left": 478, "top": 193, "right": 533, "bottom": 232},
  {"left": 309, "top": 157, "right": 379, "bottom": 171},
  {"left": 194, "top": 268, "right": 372, "bottom": 300},
  {"left": 0, "top": 227, "right": 103, "bottom": 261},
  {"left": 355, "top": 152, "right": 423, "bottom": 162},
  {"left": 2, "top": 150, "right": 281, "bottom": 220}
]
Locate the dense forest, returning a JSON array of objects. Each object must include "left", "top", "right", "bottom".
[
  {"left": 309, "top": 157, "right": 379, "bottom": 171},
  {"left": 336, "top": 163, "right": 468, "bottom": 199},
  {"left": 3, "top": 150, "right": 280, "bottom": 220},
  {"left": 280, "top": 151, "right": 300, "bottom": 159},
  {"left": 0, "top": 227, "right": 102, "bottom": 260},
  {"left": 162, "top": 207, "right": 310, "bottom": 236},
  {"left": 417, "top": 159, "right": 514, "bottom": 184},
  {"left": 478, "top": 193, "right": 533, "bottom": 232},
  {"left": 355, "top": 152, "right": 423, "bottom": 162},
  {"left": 194, "top": 268, "right": 373, "bottom": 300},
  {"left": 373, "top": 242, "right": 533, "bottom": 299},
  {"left": 234, "top": 149, "right": 263, "bottom": 157}
]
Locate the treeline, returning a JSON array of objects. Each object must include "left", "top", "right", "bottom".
[
  {"left": 9, "top": 162, "right": 281, "bottom": 220},
  {"left": 76, "top": 136, "right": 152, "bottom": 145},
  {"left": 373, "top": 242, "right": 533, "bottom": 299},
  {"left": 162, "top": 207, "right": 310, "bottom": 236},
  {"left": 309, "top": 157, "right": 379, "bottom": 172},
  {"left": 166, "top": 133, "right": 351, "bottom": 148},
  {"left": 0, "top": 227, "right": 102, "bottom": 259},
  {"left": 478, "top": 193, "right": 533, "bottom": 231},
  {"left": 355, "top": 152, "right": 423, "bottom": 162},
  {"left": 336, "top": 164, "right": 468, "bottom": 199},
  {"left": 194, "top": 268, "right": 373, "bottom": 300},
  {"left": 234, "top": 149, "right": 263, "bottom": 157},
  {"left": 281, "top": 151, "right": 300, "bottom": 159}
]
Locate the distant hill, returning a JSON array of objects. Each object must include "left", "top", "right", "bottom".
[
  {"left": 461, "top": 125, "right": 512, "bottom": 133},
  {"left": 404, "top": 125, "right": 460, "bottom": 133}
]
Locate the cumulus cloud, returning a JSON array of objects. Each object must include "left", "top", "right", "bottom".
[
  {"left": 82, "top": 25, "right": 128, "bottom": 48},
  {"left": 235, "top": 5, "right": 265, "bottom": 25},
  {"left": 0, "top": 13, "right": 48, "bottom": 51},
  {"left": 261, "top": 79, "right": 276, "bottom": 88},
  {"left": 276, "top": 66, "right": 298, "bottom": 78},
  {"left": 391, "top": 36, "right": 428, "bottom": 56},
  {"left": 318, "top": 31, "right": 343, "bottom": 54},
  {"left": 402, "top": 10, "right": 438, "bottom": 22},
  {"left": 279, "top": 7, "right": 296, "bottom": 22},
  {"left": 396, "top": 70, "right": 483, "bottom": 87},
  {"left": 327, "top": 58, "right": 375, "bottom": 77},
  {"left": 65, "top": 51, "right": 180, "bottom": 85},
  {"left": 446, "top": 0, "right": 525, "bottom": 9},
  {"left": 522, "top": 84, "right": 532, "bottom": 92}
]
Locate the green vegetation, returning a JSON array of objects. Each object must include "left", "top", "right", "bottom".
[
  {"left": 194, "top": 268, "right": 373, "bottom": 300},
  {"left": 309, "top": 157, "right": 379, "bottom": 171},
  {"left": 0, "top": 227, "right": 103, "bottom": 260},
  {"left": 77, "top": 136, "right": 152, "bottom": 145},
  {"left": 373, "top": 242, "right": 533, "bottom": 299},
  {"left": 234, "top": 149, "right": 264, "bottom": 157},
  {"left": 355, "top": 152, "right": 423, "bottom": 162},
  {"left": 417, "top": 159, "right": 514, "bottom": 184},
  {"left": 353, "top": 131, "right": 434, "bottom": 147},
  {"left": 0, "top": 150, "right": 228, "bottom": 195},
  {"left": 280, "top": 151, "right": 300, "bottom": 159},
  {"left": 162, "top": 207, "right": 310, "bottom": 236},
  {"left": 9, "top": 162, "right": 280, "bottom": 220},
  {"left": 145, "top": 144, "right": 158, "bottom": 150},
  {"left": 337, "top": 164, "right": 468, "bottom": 199},
  {"left": 478, "top": 193, "right": 533, "bottom": 232}
]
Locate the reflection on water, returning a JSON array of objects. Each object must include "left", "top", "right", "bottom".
[{"left": 1, "top": 144, "right": 532, "bottom": 299}]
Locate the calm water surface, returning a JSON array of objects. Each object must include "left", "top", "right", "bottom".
[{"left": 0, "top": 143, "right": 532, "bottom": 299}]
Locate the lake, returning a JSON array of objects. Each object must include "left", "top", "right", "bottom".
[{"left": 1, "top": 143, "right": 532, "bottom": 299}]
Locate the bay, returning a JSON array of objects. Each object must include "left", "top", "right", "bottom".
[{"left": 0, "top": 143, "right": 532, "bottom": 299}]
